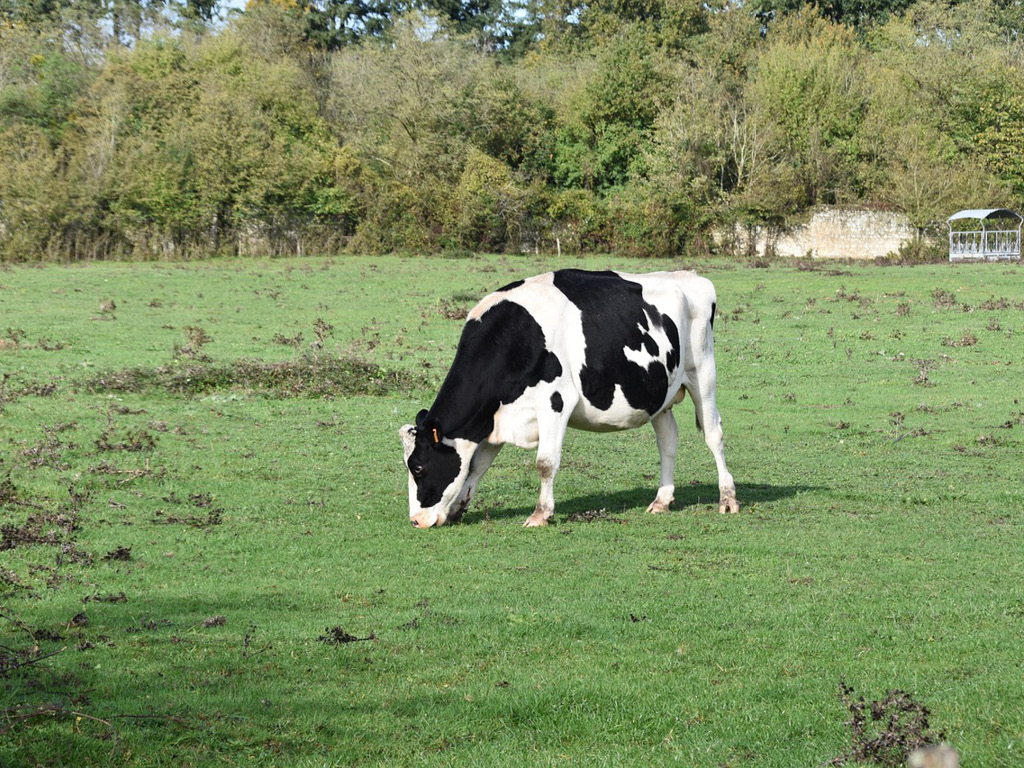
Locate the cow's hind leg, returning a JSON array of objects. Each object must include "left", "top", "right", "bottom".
[
  {"left": 688, "top": 374, "right": 738, "bottom": 514},
  {"left": 646, "top": 409, "right": 677, "bottom": 514}
]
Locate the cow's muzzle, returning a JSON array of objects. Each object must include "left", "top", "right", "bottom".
[{"left": 410, "top": 512, "right": 439, "bottom": 529}]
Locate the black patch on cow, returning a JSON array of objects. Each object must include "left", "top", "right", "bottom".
[
  {"left": 550, "top": 392, "right": 563, "bottom": 413},
  {"left": 496, "top": 279, "right": 525, "bottom": 292},
  {"left": 552, "top": 270, "right": 680, "bottom": 415},
  {"left": 425, "top": 299, "right": 562, "bottom": 445},
  {"left": 711, "top": 301, "right": 716, "bottom": 330},
  {"left": 408, "top": 410, "right": 463, "bottom": 508}
]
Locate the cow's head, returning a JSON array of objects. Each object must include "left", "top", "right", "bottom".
[{"left": 400, "top": 410, "right": 476, "bottom": 528}]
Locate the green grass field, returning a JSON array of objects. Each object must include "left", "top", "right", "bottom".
[{"left": 2, "top": 254, "right": 1023, "bottom": 767}]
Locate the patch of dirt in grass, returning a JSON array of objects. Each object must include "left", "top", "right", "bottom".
[{"left": 152, "top": 490, "right": 223, "bottom": 527}]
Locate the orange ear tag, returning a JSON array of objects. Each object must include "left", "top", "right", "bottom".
[{"left": 432, "top": 428, "right": 440, "bottom": 444}]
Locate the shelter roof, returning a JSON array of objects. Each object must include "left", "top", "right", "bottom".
[{"left": 947, "top": 209, "right": 1023, "bottom": 223}]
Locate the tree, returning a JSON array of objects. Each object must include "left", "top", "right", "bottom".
[
  {"left": 328, "top": 13, "right": 492, "bottom": 248},
  {"left": 749, "top": 0, "right": 916, "bottom": 28},
  {"left": 552, "top": 27, "right": 671, "bottom": 191},
  {"left": 295, "top": 0, "right": 499, "bottom": 50},
  {"left": 744, "top": 10, "right": 868, "bottom": 207}
]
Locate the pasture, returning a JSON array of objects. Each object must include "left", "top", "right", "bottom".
[{"left": 1, "top": 254, "right": 1022, "bottom": 767}]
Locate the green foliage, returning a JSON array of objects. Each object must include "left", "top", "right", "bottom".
[
  {"left": 2, "top": 0, "right": 1024, "bottom": 258},
  {"left": 552, "top": 29, "right": 669, "bottom": 192},
  {"left": 546, "top": 188, "right": 607, "bottom": 252},
  {"left": 745, "top": 11, "right": 869, "bottom": 207},
  {"left": 449, "top": 148, "right": 526, "bottom": 250}
]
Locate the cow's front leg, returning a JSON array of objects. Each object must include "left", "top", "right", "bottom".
[
  {"left": 524, "top": 456, "right": 557, "bottom": 527},
  {"left": 449, "top": 442, "right": 502, "bottom": 523},
  {"left": 646, "top": 409, "right": 677, "bottom": 514},
  {"left": 524, "top": 404, "right": 571, "bottom": 527}
]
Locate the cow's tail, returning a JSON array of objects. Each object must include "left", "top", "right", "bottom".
[{"left": 694, "top": 300, "right": 717, "bottom": 434}]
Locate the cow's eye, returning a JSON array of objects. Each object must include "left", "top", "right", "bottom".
[{"left": 411, "top": 464, "right": 424, "bottom": 478}]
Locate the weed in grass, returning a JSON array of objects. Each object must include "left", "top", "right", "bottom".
[
  {"left": 831, "top": 681, "right": 946, "bottom": 767},
  {"left": 272, "top": 332, "right": 304, "bottom": 347},
  {"left": 101, "top": 546, "right": 132, "bottom": 562},
  {"left": 22, "top": 423, "right": 75, "bottom": 470},
  {"left": 126, "top": 618, "right": 170, "bottom": 633},
  {"left": 95, "top": 427, "right": 157, "bottom": 453},
  {"left": 172, "top": 325, "right": 212, "bottom": 361},
  {"left": 82, "top": 592, "right": 127, "bottom": 604},
  {"left": 35, "top": 337, "right": 66, "bottom": 351},
  {"left": 978, "top": 295, "right": 1024, "bottom": 311},
  {"left": 437, "top": 297, "right": 469, "bottom": 320},
  {"left": 312, "top": 317, "right": 334, "bottom": 350},
  {"left": 931, "top": 288, "right": 960, "bottom": 309},
  {"left": 2, "top": 327, "right": 26, "bottom": 348},
  {"left": 566, "top": 508, "right": 628, "bottom": 523},
  {"left": 913, "top": 364, "right": 935, "bottom": 387},
  {"left": 152, "top": 506, "right": 222, "bottom": 528},
  {"left": 0, "top": 372, "right": 9, "bottom": 414},
  {"left": 942, "top": 331, "right": 978, "bottom": 348},
  {"left": 317, "top": 626, "right": 377, "bottom": 645},
  {"left": 242, "top": 623, "right": 272, "bottom": 658}
]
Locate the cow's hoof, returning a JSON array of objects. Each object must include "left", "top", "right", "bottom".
[
  {"left": 718, "top": 498, "right": 739, "bottom": 514},
  {"left": 646, "top": 501, "right": 670, "bottom": 514},
  {"left": 523, "top": 514, "right": 549, "bottom": 527}
]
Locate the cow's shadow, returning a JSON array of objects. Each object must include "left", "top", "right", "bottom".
[{"left": 470, "top": 481, "right": 820, "bottom": 524}]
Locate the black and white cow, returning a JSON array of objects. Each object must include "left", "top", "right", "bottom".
[{"left": 400, "top": 269, "right": 738, "bottom": 528}]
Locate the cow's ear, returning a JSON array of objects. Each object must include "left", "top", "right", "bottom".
[
  {"left": 399, "top": 424, "right": 416, "bottom": 456},
  {"left": 415, "top": 411, "right": 444, "bottom": 445}
]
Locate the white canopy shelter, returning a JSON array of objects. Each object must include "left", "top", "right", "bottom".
[{"left": 947, "top": 209, "right": 1022, "bottom": 262}]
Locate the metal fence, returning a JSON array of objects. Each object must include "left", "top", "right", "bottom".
[{"left": 948, "top": 229, "right": 1021, "bottom": 261}]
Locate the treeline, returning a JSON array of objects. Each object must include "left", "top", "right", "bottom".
[{"left": 1, "top": 0, "right": 1022, "bottom": 260}]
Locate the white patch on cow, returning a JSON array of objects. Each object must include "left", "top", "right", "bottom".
[
  {"left": 466, "top": 292, "right": 507, "bottom": 321},
  {"left": 569, "top": 385, "right": 652, "bottom": 431},
  {"left": 490, "top": 388, "right": 544, "bottom": 448}
]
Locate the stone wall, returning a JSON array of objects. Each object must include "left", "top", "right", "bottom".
[{"left": 728, "top": 207, "right": 918, "bottom": 260}]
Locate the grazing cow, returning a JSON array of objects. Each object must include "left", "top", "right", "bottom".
[{"left": 400, "top": 269, "right": 738, "bottom": 528}]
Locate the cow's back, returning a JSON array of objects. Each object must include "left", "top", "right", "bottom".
[{"left": 460, "top": 269, "right": 717, "bottom": 433}]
